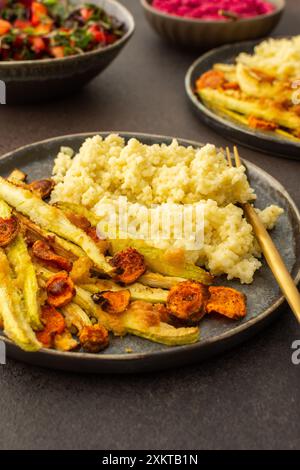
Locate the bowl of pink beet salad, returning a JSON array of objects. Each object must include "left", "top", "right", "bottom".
[{"left": 140, "top": 0, "right": 285, "bottom": 49}]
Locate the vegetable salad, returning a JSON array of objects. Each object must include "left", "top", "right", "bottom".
[{"left": 0, "top": 0, "right": 125, "bottom": 61}]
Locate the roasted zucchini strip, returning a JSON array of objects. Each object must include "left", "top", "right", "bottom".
[
  {"left": 82, "top": 281, "right": 168, "bottom": 304},
  {"left": 207, "top": 103, "right": 300, "bottom": 143},
  {"left": 18, "top": 212, "right": 84, "bottom": 260},
  {"left": 55, "top": 201, "right": 213, "bottom": 285},
  {"left": 75, "top": 286, "right": 99, "bottom": 319},
  {"left": 122, "top": 303, "right": 200, "bottom": 346},
  {"left": 0, "top": 248, "right": 41, "bottom": 351},
  {"left": 0, "top": 200, "right": 42, "bottom": 330},
  {"left": 199, "top": 88, "right": 300, "bottom": 132},
  {"left": 139, "top": 272, "right": 186, "bottom": 289},
  {"left": 0, "top": 177, "right": 113, "bottom": 274},
  {"left": 54, "top": 201, "right": 100, "bottom": 227},
  {"left": 7, "top": 236, "right": 42, "bottom": 330},
  {"left": 7, "top": 169, "right": 27, "bottom": 183},
  {"left": 61, "top": 303, "right": 92, "bottom": 333}
]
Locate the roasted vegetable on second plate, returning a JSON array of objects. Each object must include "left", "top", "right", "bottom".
[{"left": 195, "top": 57, "right": 300, "bottom": 142}]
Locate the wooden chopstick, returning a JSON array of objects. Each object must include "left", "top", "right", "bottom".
[{"left": 226, "top": 146, "right": 300, "bottom": 323}]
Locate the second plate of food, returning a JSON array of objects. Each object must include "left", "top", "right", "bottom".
[
  {"left": 0, "top": 132, "right": 299, "bottom": 373},
  {"left": 185, "top": 36, "right": 300, "bottom": 160}
]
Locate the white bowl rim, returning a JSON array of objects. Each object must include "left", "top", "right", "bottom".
[
  {"left": 141, "top": 0, "right": 285, "bottom": 25},
  {"left": 0, "top": 0, "right": 135, "bottom": 68}
]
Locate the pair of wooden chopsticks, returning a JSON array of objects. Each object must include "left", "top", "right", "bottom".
[{"left": 225, "top": 146, "right": 300, "bottom": 324}]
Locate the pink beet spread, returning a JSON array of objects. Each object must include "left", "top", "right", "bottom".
[{"left": 151, "top": 0, "right": 275, "bottom": 20}]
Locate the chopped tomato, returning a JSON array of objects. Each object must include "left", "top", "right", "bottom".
[
  {"left": 81, "top": 7, "right": 93, "bottom": 21},
  {"left": 31, "top": 1, "right": 48, "bottom": 26},
  {"left": 50, "top": 46, "right": 65, "bottom": 58},
  {"left": 30, "top": 37, "right": 46, "bottom": 53},
  {"left": 14, "top": 19, "right": 32, "bottom": 30},
  {"left": 60, "top": 27, "right": 71, "bottom": 34},
  {"left": 34, "top": 21, "right": 53, "bottom": 35},
  {"left": 13, "top": 36, "right": 25, "bottom": 48},
  {"left": 88, "top": 25, "right": 106, "bottom": 43},
  {"left": 105, "top": 33, "right": 117, "bottom": 45},
  {"left": 0, "top": 1, "right": 123, "bottom": 61},
  {"left": 0, "top": 19, "right": 12, "bottom": 36}
]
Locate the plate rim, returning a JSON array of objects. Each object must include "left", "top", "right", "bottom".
[
  {"left": 0, "top": 131, "right": 299, "bottom": 364},
  {"left": 184, "top": 38, "right": 300, "bottom": 152}
]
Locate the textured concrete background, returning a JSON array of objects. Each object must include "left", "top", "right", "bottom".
[{"left": 0, "top": 0, "right": 299, "bottom": 450}]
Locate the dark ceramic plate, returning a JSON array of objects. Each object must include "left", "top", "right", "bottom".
[
  {"left": 185, "top": 39, "right": 300, "bottom": 160},
  {"left": 0, "top": 0, "right": 135, "bottom": 104},
  {"left": 0, "top": 132, "right": 299, "bottom": 373}
]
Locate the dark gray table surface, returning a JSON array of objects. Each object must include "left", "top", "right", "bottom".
[{"left": 0, "top": 0, "right": 299, "bottom": 451}]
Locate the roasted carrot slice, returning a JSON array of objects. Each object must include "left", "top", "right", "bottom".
[
  {"left": 32, "top": 240, "right": 73, "bottom": 272},
  {"left": 0, "top": 215, "right": 19, "bottom": 247},
  {"left": 196, "top": 70, "right": 225, "bottom": 90},
  {"left": 223, "top": 82, "right": 240, "bottom": 90},
  {"left": 110, "top": 247, "right": 146, "bottom": 284},
  {"left": 79, "top": 324, "right": 109, "bottom": 353},
  {"left": 92, "top": 289, "right": 131, "bottom": 314},
  {"left": 248, "top": 116, "right": 278, "bottom": 131},
  {"left": 46, "top": 272, "right": 76, "bottom": 308},
  {"left": 153, "top": 303, "right": 172, "bottom": 324},
  {"left": 36, "top": 305, "right": 65, "bottom": 348},
  {"left": 167, "top": 281, "right": 208, "bottom": 323},
  {"left": 206, "top": 286, "right": 246, "bottom": 320},
  {"left": 28, "top": 179, "right": 55, "bottom": 199}
]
